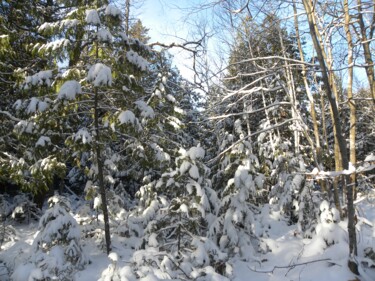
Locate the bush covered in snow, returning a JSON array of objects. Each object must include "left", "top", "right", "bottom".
[{"left": 27, "top": 195, "right": 88, "bottom": 280}]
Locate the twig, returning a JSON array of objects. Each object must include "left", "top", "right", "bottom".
[
  {"left": 164, "top": 255, "right": 192, "bottom": 280},
  {"left": 247, "top": 258, "right": 337, "bottom": 274},
  {"left": 148, "top": 40, "right": 202, "bottom": 53}
]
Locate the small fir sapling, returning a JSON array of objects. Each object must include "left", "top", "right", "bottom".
[
  {"left": 127, "top": 146, "right": 229, "bottom": 279},
  {"left": 315, "top": 200, "right": 346, "bottom": 246},
  {"left": 11, "top": 193, "right": 40, "bottom": 223},
  {"left": 297, "top": 183, "right": 321, "bottom": 237},
  {"left": 0, "top": 195, "right": 16, "bottom": 248},
  {"left": 31, "top": 195, "right": 88, "bottom": 280}
]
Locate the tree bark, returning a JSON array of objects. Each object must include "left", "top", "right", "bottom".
[
  {"left": 94, "top": 21, "right": 111, "bottom": 255},
  {"left": 94, "top": 87, "right": 111, "bottom": 255},
  {"left": 357, "top": 0, "right": 375, "bottom": 104},
  {"left": 125, "top": 0, "right": 130, "bottom": 36},
  {"left": 302, "top": 0, "right": 358, "bottom": 274},
  {"left": 344, "top": 0, "right": 357, "bottom": 199},
  {"left": 293, "top": 1, "right": 321, "bottom": 161}
]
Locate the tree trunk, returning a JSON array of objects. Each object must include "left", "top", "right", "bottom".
[
  {"left": 125, "top": 0, "right": 131, "bottom": 36},
  {"left": 302, "top": 0, "right": 358, "bottom": 274},
  {"left": 94, "top": 87, "right": 111, "bottom": 255},
  {"left": 278, "top": 26, "right": 300, "bottom": 154},
  {"left": 94, "top": 21, "right": 111, "bottom": 255},
  {"left": 357, "top": 0, "right": 375, "bottom": 104},
  {"left": 293, "top": 1, "right": 321, "bottom": 163},
  {"left": 344, "top": 0, "right": 357, "bottom": 199}
]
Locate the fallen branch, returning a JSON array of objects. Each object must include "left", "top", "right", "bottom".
[{"left": 247, "top": 258, "right": 338, "bottom": 274}]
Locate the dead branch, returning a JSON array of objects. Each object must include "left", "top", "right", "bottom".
[
  {"left": 148, "top": 40, "right": 203, "bottom": 53},
  {"left": 247, "top": 258, "right": 338, "bottom": 274},
  {"left": 208, "top": 102, "right": 291, "bottom": 120}
]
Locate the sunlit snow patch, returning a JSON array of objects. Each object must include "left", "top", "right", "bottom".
[
  {"left": 57, "top": 80, "right": 81, "bottom": 100},
  {"left": 85, "top": 9, "right": 100, "bottom": 25},
  {"left": 87, "top": 63, "right": 112, "bottom": 86}
]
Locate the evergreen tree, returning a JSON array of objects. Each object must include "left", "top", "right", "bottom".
[{"left": 31, "top": 195, "right": 87, "bottom": 280}]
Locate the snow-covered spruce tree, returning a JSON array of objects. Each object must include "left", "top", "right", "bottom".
[
  {"left": 209, "top": 112, "right": 268, "bottom": 262},
  {"left": 126, "top": 145, "right": 229, "bottom": 280},
  {"left": 123, "top": 63, "right": 194, "bottom": 242},
  {"left": 11, "top": 193, "right": 41, "bottom": 223},
  {"left": 0, "top": 0, "right": 57, "bottom": 189},
  {"left": 1, "top": 19, "right": 67, "bottom": 197},
  {"left": 21, "top": 0, "right": 152, "bottom": 254},
  {"left": 302, "top": 200, "right": 347, "bottom": 257},
  {"left": 29, "top": 195, "right": 87, "bottom": 280}
]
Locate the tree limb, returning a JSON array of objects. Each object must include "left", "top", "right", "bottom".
[
  {"left": 247, "top": 258, "right": 337, "bottom": 274},
  {"left": 0, "top": 111, "right": 21, "bottom": 122}
]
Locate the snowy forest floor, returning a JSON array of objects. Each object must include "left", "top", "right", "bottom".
[{"left": 1, "top": 193, "right": 375, "bottom": 281}]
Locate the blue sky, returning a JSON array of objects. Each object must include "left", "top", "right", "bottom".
[
  {"left": 135, "top": 1, "right": 369, "bottom": 89},
  {"left": 137, "top": 0, "right": 216, "bottom": 81}
]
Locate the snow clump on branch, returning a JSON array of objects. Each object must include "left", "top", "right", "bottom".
[
  {"left": 57, "top": 80, "right": 82, "bottom": 100},
  {"left": 87, "top": 63, "right": 112, "bottom": 86},
  {"left": 85, "top": 9, "right": 100, "bottom": 25}
]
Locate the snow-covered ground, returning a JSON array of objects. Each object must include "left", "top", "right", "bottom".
[{"left": 1, "top": 193, "right": 374, "bottom": 281}]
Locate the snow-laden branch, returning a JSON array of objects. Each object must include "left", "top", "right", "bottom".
[
  {"left": 306, "top": 162, "right": 375, "bottom": 179},
  {"left": 148, "top": 40, "right": 203, "bottom": 53},
  {"left": 231, "top": 56, "right": 315, "bottom": 67},
  {"left": 208, "top": 102, "right": 291, "bottom": 120},
  {"left": 209, "top": 118, "right": 298, "bottom": 163},
  {"left": 0, "top": 110, "right": 21, "bottom": 122}
]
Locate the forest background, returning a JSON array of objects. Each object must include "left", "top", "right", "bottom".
[{"left": 0, "top": 0, "right": 374, "bottom": 280}]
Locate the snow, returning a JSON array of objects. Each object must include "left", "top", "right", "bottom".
[
  {"left": 38, "top": 22, "right": 52, "bottom": 33},
  {"left": 94, "top": 196, "right": 102, "bottom": 209},
  {"left": 108, "top": 252, "right": 119, "bottom": 262},
  {"left": 188, "top": 146, "right": 205, "bottom": 160},
  {"left": 118, "top": 110, "right": 136, "bottom": 125},
  {"left": 180, "top": 160, "right": 191, "bottom": 175},
  {"left": 26, "top": 97, "right": 49, "bottom": 114},
  {"left": 189, "top": 164, "right": 200, "bottom": 179},
  {"left": 38, "top": 39, "right": 70, "bottom": 53},
  {"left": 105, "top": 4, "right": 121, "bottom": 17},
  {"left": 57, "top": 80, "right": 81, "bottom": 100},
  {"left": 365, "top": 153, "right": 375, "bottom": 162},
  {"left": 126, "top": 50, "right": 148, "bottom": 71},
  {"left": 166, "top": 94, "right": 176, "bottom": 103},
  {"left": 85, "top": 9, "right": 100, "bottom": 25},
  {"left": 174, "top": 106, "right": 184, "bottom": 114},
  {"left": 14, "top": 120, "right": 34, "bottom": 134},
  {"left": 35, "top": 136, "right": 51, "bottom": 147},
  {"left": 97, "top": 28, "right": 113, "bottom": 43},
  {"left": 154, "top": 89, "right": 162, "bottom": 98},
  {"left": 308, "top": 162, "right": 372, "bottom": 179},
  {"left": 28, "top": 268, "right": 43, "bottom": 280},
  {"left": 73, "top": 128, "right": 92, "bottom": 144},
  {"left": 38, "top": 19, "right": 79, "bottom": 33},
  {"left": 135, "top": 100, "right": 155, "bottom": 118},
  {"left": 11, "top": 263, "right": 35, "bottom": 281},
  {"left": 24, "top": 70, "right": 53, "bottom": 89},
  {"left": 150, "top": 143, "right": 170, "bottom": 162},
  {"left": 87, "top": 63, "right": 112, "bottom": 86},
  {"left": 1, "top": 193, "right": 374, "bottom": 281}
]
